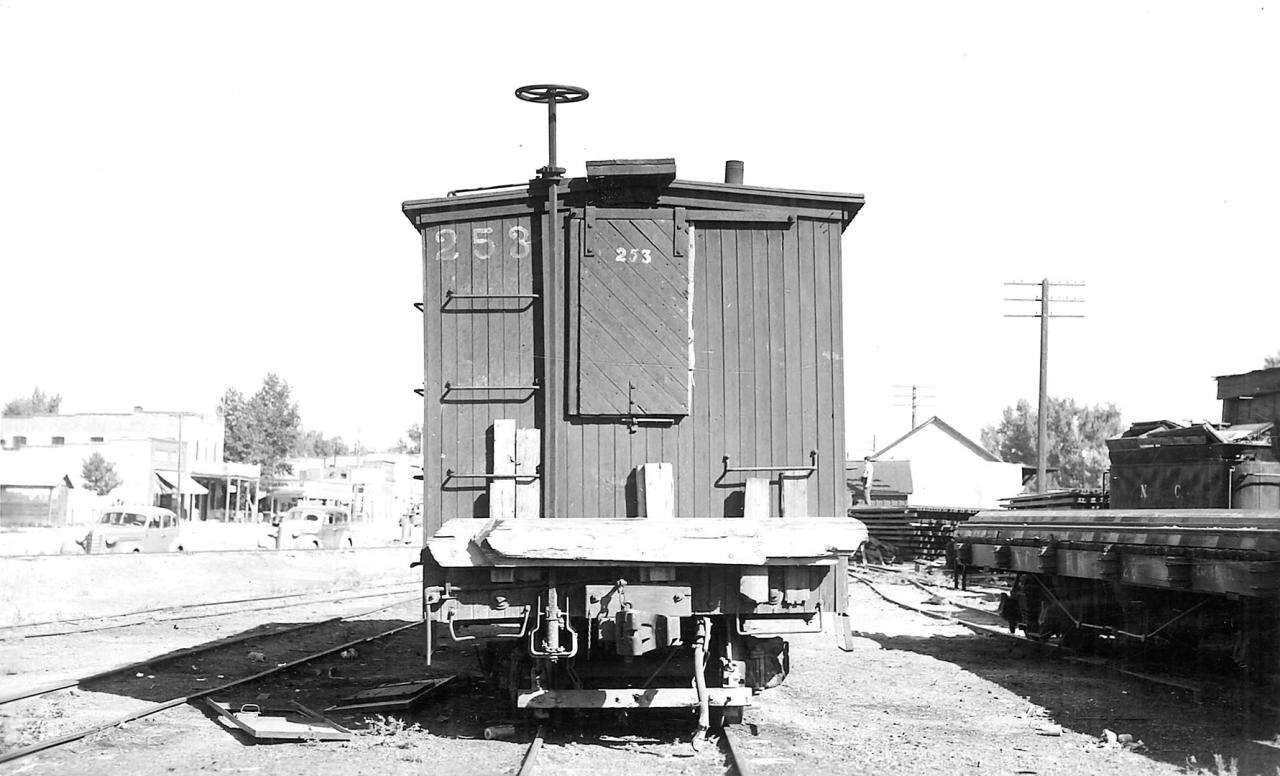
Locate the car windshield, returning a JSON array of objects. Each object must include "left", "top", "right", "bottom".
[{"left": 100, "top": 512, "right": 148, "bottom": 526}]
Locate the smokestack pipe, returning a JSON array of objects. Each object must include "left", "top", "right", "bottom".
[{"left": 724, "top": 160, "right": 744, "bottom": 185}]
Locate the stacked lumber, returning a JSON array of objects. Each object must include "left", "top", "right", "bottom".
[
  {"left": 848, "top": 507, "right": 979, "bottom": 561},
  {"left": 1001, "top": 489, "right": 1109, "bottom": 510}
]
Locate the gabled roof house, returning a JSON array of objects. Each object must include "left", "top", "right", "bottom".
[{"left": 869, "top": 416, "right": 1024, "bottom": 510}]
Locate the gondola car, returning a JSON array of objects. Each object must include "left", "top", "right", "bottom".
[
  {"left": 955, "top": 367, "right": 1280, "bottom": 676},
  {"left": 401, "top": 86, "right": 867, "bottom": 733}
]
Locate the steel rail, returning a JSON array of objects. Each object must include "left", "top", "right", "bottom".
[
  {"left": 21, "top": 584, "right": 420, "bottom": 639},
  {"left": 0, "top": 579, "right": 417, "bottom": 633},
  {"left": 849, "top": 572, "right": 1042, "bottom": 642},
  {"left": 851, "top": 571, "right": 1216, "bottom": 701},
  {"left": 0, "top": 617, "right": 339, "bottom": 707},
  {"left": 898, "top": 576, "right": 1010, "bottom": 621},
  {"left": 516, "top": 724, "right": 545, "bottom": 775},
  {"left": 0, "top": 607, "right": 424, "bottom": 765},
  {"left": 0, "top": 593, "right": 421, "bottom": 706},
  {"left": 720, "top": 724, "right": 754, "bottom": 776}
]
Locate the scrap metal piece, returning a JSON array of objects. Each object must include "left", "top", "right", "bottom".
[
  {"left": 325, "top": 676, "right": 454, "bottom": 712},
  {"left": 205, "top": 699, "right": 353, "bottom": 741}
]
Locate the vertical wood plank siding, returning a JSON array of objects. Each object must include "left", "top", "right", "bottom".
[
  {"left": 422, "top": 230, "right": 441, "bottom": 535},
  {"left": 419, "top": 209, "right": 847, "bottom": 527},
  {"left": 421, "top": 217, "right": 537, "bottom": 534}
]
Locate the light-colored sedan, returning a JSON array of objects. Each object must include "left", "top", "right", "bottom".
[
  {"left": 270, "top": 505, "right": 353, "bottom": 549},
  {"left": 77, "top": 506, "right": 185, "bottom": 553}
]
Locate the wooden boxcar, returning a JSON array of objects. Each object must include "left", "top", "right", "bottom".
[{"left": 402, "top": 157, "right": 867, "bottom": 729}]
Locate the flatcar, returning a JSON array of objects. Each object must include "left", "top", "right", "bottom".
[
  {"left": 955, "top": 368, "right": 1280, "bottom": 676},
  {"left": 401, "top": 86, "right": 867, "bottom": 734}
]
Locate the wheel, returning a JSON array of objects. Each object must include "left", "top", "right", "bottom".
[{"left": 515, "top": 84, "right": 589, "bottom": 104}]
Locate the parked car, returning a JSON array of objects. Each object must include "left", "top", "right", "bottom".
[
  {"left": 269, "top": 504, "right": 353, "bottom": 549},
  {"left": 77, "top": 506, "right": 185, "bottom": 554}
]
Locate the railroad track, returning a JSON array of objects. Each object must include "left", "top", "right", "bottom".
[
  {"left": 849, "top": 565, "right": 1226, "bottom": 702},
  {"left": 2, "top": 581, "right": 420, "bottom": 638},
  {"left": 509, "top": 722, "right": 757, "bottom": 776},
  {"left": 0, "top": 596, "right": 423, "bottom": 764}
]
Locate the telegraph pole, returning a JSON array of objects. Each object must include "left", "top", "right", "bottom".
[
  {"left": 170, "top": 411, "right": 200, "bottom": 520},
  {"left": 892, "top": 384, "right": 936, "bottom": 430},
  {"left": 1004, "top": 279, "right": 1084, "bottom": 493}
]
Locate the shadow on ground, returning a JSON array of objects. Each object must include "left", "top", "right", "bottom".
[
  {"left": 74, "top": 620, "right": 707, "bottom": 754},
  {"left": 855, "top": 625, "right": 1280, "bottom": 776}
]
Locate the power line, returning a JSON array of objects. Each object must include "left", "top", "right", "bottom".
[
  {"left": 1003, "top": 279, "right": 1085, "bottom": 493},
  {"left": 892, "top": 384, "right": 936, "bottom": 430}
]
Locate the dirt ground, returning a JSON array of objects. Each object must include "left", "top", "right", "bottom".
[
  {"left": 0, "top": 546, "right": 419, "bottom": 626},
  {"left": 0, "top": 523, "right": 409, "bottom": 558},
  {"left": 3, "top": 574, "right": 1279, "bottom": 776}
]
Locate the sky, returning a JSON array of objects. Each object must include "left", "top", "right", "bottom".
[{"left": 1, "top": 1, "right": 1276, "bottom": 455}]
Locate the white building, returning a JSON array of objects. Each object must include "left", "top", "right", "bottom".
[
  {"left": 0, "top": 406, "right": 258, "bottom": 524},
  {"left": 273, "top": 452, "right": 422, "bottom": 525},
  {"left": 867, "top": 416, "right": 1024, "bottom": 510}
]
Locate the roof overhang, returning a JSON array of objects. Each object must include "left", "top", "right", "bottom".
[
  {"left": 403, "top": 162, "right": 865, "bottom": 231},
  {"left": 156, "top": 470, "right": 209, "bottom": 496}
]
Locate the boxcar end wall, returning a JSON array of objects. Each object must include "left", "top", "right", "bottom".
[{"left": 404, "top": 162, "right": 863, "bottom": 535}]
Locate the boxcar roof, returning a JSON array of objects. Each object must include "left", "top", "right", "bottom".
[{"left": 403, "top": 167, "right": 865, "bottom": 229}]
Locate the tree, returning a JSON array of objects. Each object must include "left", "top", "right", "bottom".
[
  {"left": 81, "top": 452, "right": 122, "bottom": 496},
  {"left": 220, "top": 374, "right": 302, "bottom": 479},
  {"left": 394, "top": 423, "right": 423, "bottom": 455},
  {"left": 3, "top": 387, "right": 62, "bottom": 417},
  {"left": 1265, "top": 350, "right": 1280, "bottom": 369},
  {"left": 980, "top": 397, "right": 1123, "bottom": 490},
  {"left": 219, "top": 388, "right": 257, "bottom": 464},
  {"left": 293, "top": 429, "right": 350, "bottom": 458}
]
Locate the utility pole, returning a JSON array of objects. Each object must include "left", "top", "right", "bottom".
[
  {"left": 892, "top": 384, "right": 936, "bottom": 430},
  {"left": 170, "top": 411, "right": 200, "bottom": 520},
  {"left": 1004, "top": 279, "right": 1084, "bottom": 493}
]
